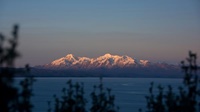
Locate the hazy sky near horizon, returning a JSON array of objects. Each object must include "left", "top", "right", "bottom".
[{"left": 0, "top": 0, "right": 200, "bottom": 67}]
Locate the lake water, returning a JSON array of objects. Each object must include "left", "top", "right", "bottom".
[{"left": 15, "top": 78, "right": 182, "bottom": 112}]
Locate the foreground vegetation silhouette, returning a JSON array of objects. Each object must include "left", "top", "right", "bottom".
[
  {"left": 47, "top": 80, "right": 87, "bottom": 112},
  {"left": 1, "top": 25, "right": 199, "bottom": 112},
  {"left": 0, "top": 25, "right": 35, "bottom": 112},
  {"left": 48, "top": 78, "right": 119, "bottom": 112},
  {"left": 141, "top": 51, "right": 200, "bottom": 112}
]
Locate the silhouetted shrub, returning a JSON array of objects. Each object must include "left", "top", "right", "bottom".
[
  {"left": 142, "top": 51, "right": 200, "bottom": 112},
  {"left": 48, "top": 80, "right": 87, "bottom": 112},
  {"left": 48, "top": 78, "right": 119, "bottom": 112},
  {"left": 17, "top": 76, "right": 35, "bottom": 112},
  {"left": 90, "top": 77, "right": 119, "bottom": 112},
  {"left": 0, "top": 25, "right": 35, "bottom": 112}
]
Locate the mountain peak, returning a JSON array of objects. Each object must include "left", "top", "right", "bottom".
[
  {"left": 65, "top": 54, "right": 77, "bottom": 60},
  {"left": 103, "top": 53, "right": 112, "bottom": 57},
  {"left": 65, "top": 54, "right": 75, "bottom": 58}
]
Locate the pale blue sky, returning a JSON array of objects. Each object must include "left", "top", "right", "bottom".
[{"left": 0, "top": 0, "right": 200, "bottom": 66}]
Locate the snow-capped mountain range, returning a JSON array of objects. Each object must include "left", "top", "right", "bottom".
[
  {"left": 32, "top": 53, "right": 181, "bottom": 78},
  {"left": 39, "top": 53, "right": 175, "bottom": 69},
  {"left": 42, "top": 54, "right": 149, "bottom": 69}
]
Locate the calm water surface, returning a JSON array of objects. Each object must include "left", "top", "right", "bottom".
[{"left": 15, "top": 78, "right": 182, "bottom": 112}]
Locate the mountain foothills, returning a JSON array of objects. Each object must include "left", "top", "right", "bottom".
[{"left": 29, "top": 54, "right": 181, "bottom": 78}]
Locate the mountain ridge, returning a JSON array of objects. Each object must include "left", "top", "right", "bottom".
[
  {"left": 40, "top": 53, "right": 153, "bottom": 69},
  {"left": 31, "top": 53, "right": 181, "bottom": 78}
]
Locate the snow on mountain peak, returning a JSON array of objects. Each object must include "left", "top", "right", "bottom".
[
  {"left": 65, "top": 54, "right": 76, "bottom": 59},
  {"left": 65, "top": 54, "right": 77, "bottom": 61},
  {"left": 47, "top": 53, "right": 150, "bottom": 68},
  {"left": 103, "top": 53, "right": 112, "bottom": 57}
]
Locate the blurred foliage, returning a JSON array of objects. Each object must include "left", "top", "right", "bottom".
[
  {"left": 0, "top": 25, "right": 35, "bottom": 112},
  {"left": 48, "top": 80, "right": 87, "bottom": 112},
  {"left": 90, "top": 77, "right": 119, "bottom": 112},
  {"left": 142, "top": 51, "right": 200, "bottom": 112},
  {"left": 48, "top": 78, "right": 119, "bottom": 112}
]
